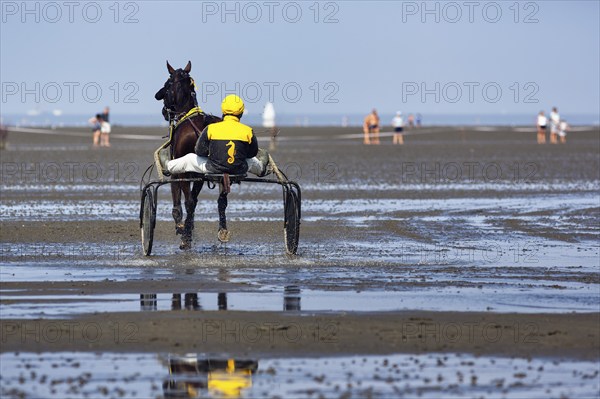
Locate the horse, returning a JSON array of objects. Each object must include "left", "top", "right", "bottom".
[{"left": 155, "top": 61, "right": 221, "bottom": 250}]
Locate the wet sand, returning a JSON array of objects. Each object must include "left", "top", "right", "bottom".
[
  {"left": 1, "top": 310, "right": 599, "bottom": 359},
  {"left": 1, "top": 125, "right": 599, "bottom": 397}
]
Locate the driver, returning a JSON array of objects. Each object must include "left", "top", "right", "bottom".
[{"left": 162, "top": 95, "right": 270, "bottom": 176}]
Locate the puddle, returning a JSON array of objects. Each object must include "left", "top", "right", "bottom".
[
  {"left": 0, "top": 261, "right": 172, "bottom": 282},
  {"left": 2, "top": 283, "right": 598, "bottom": 318},
  {"left": 1, "top": 352, "right": 598, "bottom": 398},
  {"left": 2, "top": 233, "right": 599, "bottom": 270}
]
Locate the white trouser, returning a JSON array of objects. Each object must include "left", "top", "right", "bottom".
[{"left": 167, "top": 153, "right": 263, "bottom": 176}]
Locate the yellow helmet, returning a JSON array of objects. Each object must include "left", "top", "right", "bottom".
[{"left": 221, "top": 95, "right": 245, "bottom": 116}]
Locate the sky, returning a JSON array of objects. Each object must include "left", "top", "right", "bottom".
[{"left": 1, "top": 0, "right": 599, "bottom": 118}]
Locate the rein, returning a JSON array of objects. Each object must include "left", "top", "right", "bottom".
[{"left": 168, "top": 107, "right": 205, "bottom": 158}]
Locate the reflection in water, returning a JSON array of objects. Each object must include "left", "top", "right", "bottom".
[
  {"left": 2, "top": 352, "right": 598, "bottom": 398},
  {"left": 218, "top": 292, "right": 227, "bottom": 310},
  {"left": 163, "top": 355, "right": 258, "bottom": 398},
  {"left": 140, "top": 294, "right": 157, "bottom": 311},
  {"left": 139, "top": 285, "right": 302, "bottom": 312},
  {"left": 185, "top": 293, "right": 200, "bottom": 310},
  {"left": 284, "top": 285, "right": 301, "bottom": 311},
  {"left": 170, "top": 294, "right": 201, "bottom": 310},
  {"left": 218, "top": 268, "right": 229, "bottom": 311},
  {"left": 171, "top": 294, "right": 182, "bottom": 310},
  {"left": 152, "top": 286, "right": 301, "bottom": 397}
]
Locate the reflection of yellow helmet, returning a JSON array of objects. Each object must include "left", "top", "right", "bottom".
[
  {"left": 221, "top": 95, "right": 245, "bottom": 116},
  {"left": 208, "top": 359, "right": 252, "bottom": 397}
]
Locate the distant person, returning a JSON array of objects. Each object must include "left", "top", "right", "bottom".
[
  {"left": 0, "top": 121, "right": 7, "bottom": 150},
  {"left": 550, "top": 107, "right": 560, "bottom": 144},
  {"left": 101, "top": 106, "right": 110, "bottom": 124},
  {"left": 100, "top": 119, "right": 111, "bottom": 147},
  {"left": 559, "top": 119, "right": 569, "bottom": 143},
  {"left": 363, "top": 109, "right": 380, "bottom": 144},
  {"left": 407, "top": 113, "right": 415, "bottom": 129},
  {"left": 89, "top": 113, "right": 102, "bottom": 147},
  {"left": 262, "top": 102, "right": 278, "bottom": 151},
  {"left": 341, "top": 116, "right": 349, "bottom": 127},
  {"left": 416, "top": 113, "right": 422, "bottom": 128},
  {"left": 100, "top": 106, "right": 111, "bottom": 147},
  {"left": 536, "top": 111, "right": 547, "bottom": 144},
  {"left": 391, "top": 111, "right": 404, "bottom": 145}
]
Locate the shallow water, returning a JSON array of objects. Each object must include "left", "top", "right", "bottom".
[
  {"left": 1, "top": 352, "right": 598, "bottom": 399},
  {"left": 2, "top": 192, "right": 598, "bottom": 223},
  {"left": 1, "top": 281, "right": 598, "bottom": 318},
  {"left": 2, "top": 180, "right": 599, "bottom": 193},
  {"left": 2, "top": 231, "right": 598, "bottom": 269}
]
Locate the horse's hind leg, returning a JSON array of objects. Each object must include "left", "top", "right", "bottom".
[
  {"left": 182, "top": 180, "right": 204, "bottom": 248},
  {"left": 171, "top": 182, "right": 184, "bottom": 235},
  {"left": 218, "top": 191, "right": 227, "bottom": 231},
  {"left": 217, "top": 184, "right": 231, "bottom": 243}
]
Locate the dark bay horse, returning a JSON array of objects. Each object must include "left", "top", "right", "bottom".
[{"left": 155, "top": 61, "right": 221, "bottom": 249}]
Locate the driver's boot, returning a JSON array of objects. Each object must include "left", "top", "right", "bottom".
[
  {"left": 255, "top": 148, "right": 272, "bottom": 177},
  {"left": 158, "top": 148, "right": 171, "bottom": 177}
]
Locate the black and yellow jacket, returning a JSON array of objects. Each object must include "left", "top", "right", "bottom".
[{"left": 195, "top": 115, "right": 258, "bottom": 174}]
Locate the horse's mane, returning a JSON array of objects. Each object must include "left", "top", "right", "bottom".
[{"left": 203, "top": 113, "right": 222, "bottom": 124}]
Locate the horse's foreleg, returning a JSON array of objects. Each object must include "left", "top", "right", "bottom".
[
  {"left": 180, "top": 181, "right": 194, "bottom": 249},
  {"left": 185, "top": 180, "right": 203, "bottom": 237},
  {"left": 183, "top": 181, "right": 203, "bottom": 235},
  {"left": 170, "top": 181, "right": 184, "bottom": 235}
]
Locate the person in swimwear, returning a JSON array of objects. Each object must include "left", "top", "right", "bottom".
[{"left": 363, "top": 109, "right": 380, "bottom": 145}]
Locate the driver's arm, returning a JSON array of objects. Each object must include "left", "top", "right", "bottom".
[
  {"left": 247, "top": 131, "right": 258, "bottom": 158},
  {"left": 195, "top": 127, "right": 210, "bottom": 157}
]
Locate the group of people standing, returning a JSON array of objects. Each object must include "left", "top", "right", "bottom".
[
  {"left": 363, "top": 109, "right": 421, "bottom": 145},
  {"left": 89, "top": 106, "right": 111, "bottom": 147},
  {"left": 537, "top": 107, "right": 568, "bottom": 144}
]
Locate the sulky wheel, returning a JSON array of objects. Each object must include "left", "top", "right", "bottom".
[
  {"left": 283, "top": 187, "right": 300, "bottom": 255},
  {"left": 140, "top": 187, "right": 157, "bottom": 256}
]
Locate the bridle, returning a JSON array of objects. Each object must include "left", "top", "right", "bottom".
[
  {"left": 159, "top": 71, "right": 208, "bottom": 151},
  {"left": 162, "top": 71, "right": 198, "bottom": 124}
]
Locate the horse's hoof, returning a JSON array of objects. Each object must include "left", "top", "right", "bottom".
[
  {"left": 175, "top": 223, "right": 185, "bottom": 235},
  {"left": 217, "top": 229, "right": 231, "bottom": 243},
  {"left": 179, "top": 240, "right": 192, "bottom": 250}
]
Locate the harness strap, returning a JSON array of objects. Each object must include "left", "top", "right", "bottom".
[
  {"left": 187, "top": 117, "right": 202, "bottom": 138},
  {"left": 174, "top": 106, "right": 204, "bottom": 129}
]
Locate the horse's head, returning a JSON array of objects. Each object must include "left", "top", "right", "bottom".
[{"left": 155, "top": 61, "right": 196, "bottom": 120}]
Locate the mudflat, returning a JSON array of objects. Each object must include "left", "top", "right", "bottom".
[{"left": 1, "top": 125, "right": 599, "bottom": 397}]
